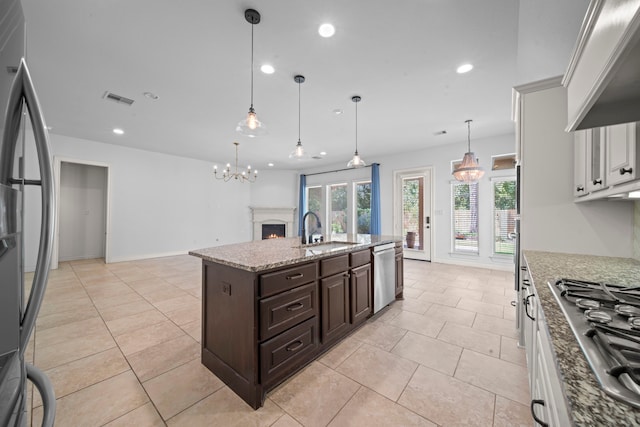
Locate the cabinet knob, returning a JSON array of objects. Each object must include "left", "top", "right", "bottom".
[
  {"left": 619, "top": 167, "right": 633, "bottom": 175},
  {"left": 576, "top": 186, "right": 584, "bottom": 192},
  {"left": 592, "top": 179, "right": 602, "bottom": 185}
]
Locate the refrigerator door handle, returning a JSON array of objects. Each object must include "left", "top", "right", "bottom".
[{"left": 0, "top": 58, "right": 55, "bottom": 354}]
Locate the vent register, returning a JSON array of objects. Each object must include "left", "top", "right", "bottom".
[{"left": 102, "top": 91, "right": 134, "bottom": 106}]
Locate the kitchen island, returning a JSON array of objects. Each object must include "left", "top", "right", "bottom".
[
  {"left": 523, "top": 251, "right": 640, "bottom": 426},
  {"left": 189, "top": 235, "right": 402, "bottom": 409}
]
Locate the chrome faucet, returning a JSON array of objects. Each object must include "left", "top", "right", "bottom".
[{"left": 301, "top": 211, "right": 322, "bottom": 244}]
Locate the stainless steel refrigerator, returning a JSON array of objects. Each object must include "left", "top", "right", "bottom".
[{"left": 0, "top": 0, "right": 56, "bottom": 425}]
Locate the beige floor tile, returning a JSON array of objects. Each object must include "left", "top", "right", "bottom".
[
  {"left": 180, "top": 319, "right": 201, "bottom": 342},
  {"left": 457, "top": 298, "right": 504, "bottom": 318},
  {"left": 500, "top": 336, "right": 527, "bottom": 366},
  {"left": 34, "top": 347, "right": 129, "bottom": 407},
  {"left": 143, "top": 358, "right": 224, "bottom": 419},
  {"left": 152, "top": 294, "right": 199, "bottom": 313},
  {"left": 473, "top": 314, "right": 518, "bottom": 339},
  {"left": 401, "top": 287, "right": 424, "bottom": 299},
  {"left": 493, "top": 395, "right": 532, "bottom": 427},
  {"left": 351, "top": 322, "right": 407, "bottom": 351},
  {"left": 417, "top": 291, "right": 460, "bottom": 307},
  {"left": 425, "top": 303, "right": 476, "bottom": 327},
  {"left": 98, "top": 299, "right": 157, "bottom": 322},
  {"left": 104, "top": 402, "right": 165, "bottom": 426},
  {"left": 398, "top": 365, "right": 495, "bottom": 426},
  {"left": 392, "top": 331, "right": 462, "bottom": 375},
  {"left": 167, "top": 386, "right": 283, "bottom": 427},
  {"left": 319, "top": 335, "right": 363, "bottom": 369},
  {"left": 84, "top": 282, "right": 131, "bottom": 299},
  {"left": 38, "top": 294, "right": 94, "bottom": 317},
  {"left": 336, "top": 344, "right": 418, "bottom": 401},
  {"left": 371, "top": 306, "right": 402, "bottom": 324},
  {"left": 127, "top": 334, "right": 200, "bottom": 382},
  {"left": 437, "top": 322, "right": 501, "bottom": 357},
  {"left": 164, "top": 304, "right": 201, "bottom": 326},
  {"left": 126, "top": 277, "right": 172, "bottom": 293},
  {"left": 409, "top": 281, "right": 449, "bottom": 293},
  {"left": 36, "top": 317, "right": 108, "bottom": 349},
  {"left": 387, "top": 311, "right": 444, "bottom": 338},
  {"left": 91, "top": 291, "right": 147, "bottom": 310},
  {"left": 35, "top": 327, "right": 116, "bottom": 370},
  {"left": 32, "top": 371, "right": 148, "bottom": 426},
  {"left": 271, "top": 414, "right": 303, "bottom": 427},
  {"left": 36, "top": 305, "right": 99, "bottom": 331},
  {"left": 269, "top": 362, "right": 360, "bottom": 427},
  {"left": 443, "top": 287, "right": 485, "bottom": 301},
  {"left": 114, "top": 320, "right": 185, "bottom": 355},
  {"left": 114, "top": 269, "right": 157, "bottom": 283},
  {"left": 454, "top": 349, "right": 530, "bottom": 405},
  {"left": 393, "top": 298, "right": 431, "bottom": 314},
  {"left": 105, "top": 309, "right": 168, "bottom": 336},
  {"left": 503, "top": 305, "right": 517, "bottom": 320},
  {"left": 482, "top": 291, "right": 516, "bottom": 306},
  {"left": 143, "top": 287, "right": 189, "bottom": 304},
  {"left": 328, "top": 387, "right": 435, "bottom": 427}
]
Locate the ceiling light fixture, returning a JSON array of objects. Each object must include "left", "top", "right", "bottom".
[
  {"left": 214, "top": 142, "right": 257, "bottom": 183},
  {"left": 452, "top": 119, "right": 485, "bottom": 183},
  {"left": 289, "top": 75, "right": 307, "bottom": 160},
  {"left": 318, "top": 23, "right": 335, "bottom": 38},
  {"left": 347, "top": 95, "right": 366, "bottom": 168},
  {"left": 113, "top": 128, "right": 124, "bottom": 135},
  {"left": 260, "top": 64, "right": 274, "bottom": 74},
  {"left": 457, "top": 63, "right": 474, "bottom": 74},
  {"left": 236, "top": 9, "right": 267, "bottom": 137}
]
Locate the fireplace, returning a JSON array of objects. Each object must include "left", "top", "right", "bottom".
[
  {"left": 262, "top": 224, "right": 286, "bottom": 239},
  {"left": 250, "top": 207, "right": 296, "bottom": 241}
]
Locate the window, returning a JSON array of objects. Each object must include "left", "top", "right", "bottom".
[
  {"left": 329, "top": 184, "right": 348, "bottom": 238},
  {"left": 452, "top": 182, "right": 479, "bottom": 254},
  {"left": 402, "top": 177, "right": 423, "bottom": 249},
  {"left": 492, "top": 178, "right": 516, "bottom": 255},
  {"left": 355, "top": 181, "right": 371, "bottom": 234},
  {"left": 306, "top": 186, "right": 322, "bottom": 231}
]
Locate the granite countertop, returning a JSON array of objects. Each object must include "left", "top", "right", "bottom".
[
  {"left": 189, "top": 234, "right": 401, "bottom": 272},
  {"left": 523, "top": 250, "right": 640, "bottom": 426}
]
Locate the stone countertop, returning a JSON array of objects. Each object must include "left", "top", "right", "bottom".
[
  {"left": 523, "top": 250, "right": 640, "bottom": 426},
  {"left": 189, "top": 235, "right": 401, "bottom": 272}
]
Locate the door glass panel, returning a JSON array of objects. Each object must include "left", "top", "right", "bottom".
[
  {"left": 329, "top": 184, "right": 347, "bottom": 239},
  {"left": 355, "top": 181, "right": 371, "bottom": 234},
  {"left": 402, "top": 177, "right": 423, "bottom": 249},
  {"left": 493, "top": 179, "right": 516, "bottom": 255}
]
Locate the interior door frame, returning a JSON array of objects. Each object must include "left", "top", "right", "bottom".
[
  {"left": 393, "top": 167, "right": 433, "bottom": 261},
  {"left": 51, "top": 157, "right": 111, "bottom": 269}
]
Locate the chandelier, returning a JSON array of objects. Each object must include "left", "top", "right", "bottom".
[
  {"left": 214, "top": 142, "right": 257, "bottom": 183},
  {"left": 452, "top": 119, "right": 484, "bottom": 183}
]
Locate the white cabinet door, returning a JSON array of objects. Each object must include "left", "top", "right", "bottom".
[
  {"left": 605, "top": 122, "right": 639, "bottom": 186},
  {"left": 586, "top": 128, "right": 606, "bottom": 193},
  {"left": 574, "top": 131, "right": 588, "bottom": 197}
]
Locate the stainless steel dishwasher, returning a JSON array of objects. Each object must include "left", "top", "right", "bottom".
[{"left": 372, "top": 243, "right": 396, "bottom": 313}]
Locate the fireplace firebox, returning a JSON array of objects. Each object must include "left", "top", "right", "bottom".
[{"left": 261, "top": 224, "right": 286, "bottom": 240}]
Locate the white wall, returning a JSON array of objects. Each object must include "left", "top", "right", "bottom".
[
  {"left": 249, "top": 169, "right": 298, "bottom": 208},
  {"left": 22, "top": 132, "right": 252, "bottom": 270}
]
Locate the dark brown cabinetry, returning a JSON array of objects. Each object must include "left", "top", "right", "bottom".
[
  {"left": 395, "top": 243, "right": 404, "bottom": 297},
  {"left": 320, "top": 272, "right": 350, "bottom": 343},
  {"left": 350, "top": 263, "right": 372, "bottom": 325}
]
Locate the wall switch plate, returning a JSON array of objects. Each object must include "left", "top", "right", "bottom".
[{"left": 222, "top": 283, "right": 231, "bottom": 296}]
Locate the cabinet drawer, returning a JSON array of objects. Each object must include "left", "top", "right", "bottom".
[
  {"left": 260, "top": 317, "right": 318, "bottom": 387},
  {"left": 259, "top": 282, "right": 318, "bottom": 341},
  {"left": 260, "top": 263, "right": 317, "bottom": 297},
  {"left": 350, "top": 249, "right": 371, "bottom": 268},
  {"left": 320, "top": 254, "right": 349, "bottom": 277}
]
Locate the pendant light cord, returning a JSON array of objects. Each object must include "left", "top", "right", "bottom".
[
  {"left": 250, "top": 23, "right": 254, "bottom": 109},
  {"left": 355, "top": 101, "right": 358, "bottom": 153},
  {"left": 298, "top": 79, "right": 301, "bottom": 142},
  {"left": 466, "top": 119, "right": 472, "bottom": 152}
]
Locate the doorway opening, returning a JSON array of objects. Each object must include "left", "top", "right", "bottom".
[
  {"left": 394, "top": 168, "right": 432, "bottom": 261},
  {"left": 52, "top": 158, "right": 110, "bottom": 268}
]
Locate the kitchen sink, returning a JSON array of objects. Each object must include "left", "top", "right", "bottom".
[{"left": 295, "top": 241, "right": 360, "bottom": 252}]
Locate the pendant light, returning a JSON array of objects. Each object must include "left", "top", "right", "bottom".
[
  {"left": 289, "top": 75, "right": 307, "bottom": 159},
  {"left": 236, "top": 9, "right": 267, "bottom": 137},
  {"left": 452, "top": 119, "right": 485, "bottom": 183},
  {"left": 347, "top": 95, "right": 366, "bottom": 168}
]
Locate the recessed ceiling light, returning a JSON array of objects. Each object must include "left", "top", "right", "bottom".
[
  {"left": 456, "top": 63, "right": 473, "bottom": 74},
  {"left": 113, "top": 128, "right": 124, "bottom": 135},
  {"left": 143, "top": 91, "right": 159, "bottom": 100},
  {"left": 260, "top": 64, "right": 275, "bottom": 74},
  {"left": 320, "top": 151, "right": 327, "bottom": 156},
  {"left": 332, "top": 109, "right": 343, "bottom": 115},
  {"left": 318, "top": 23, "right": 335, "bottom": 38},
  {"left": 268, "top": 162, "right": 274, "bottom": 167},
  {"left": 628, "top": 191, "right": 640, "bottom": 198}
]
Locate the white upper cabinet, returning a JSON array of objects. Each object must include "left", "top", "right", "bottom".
[
  {"left": 586, "top": 128, "right": 607, "bottom": 192},
  {"left": 574, "top": 131, "right": 589, "bottom": 197},
  {"left": 563, "top": 0, "right": 640, "bottom": 131},
  {"left": 605, "top": 122, "right": 640, "bottom": 185}
]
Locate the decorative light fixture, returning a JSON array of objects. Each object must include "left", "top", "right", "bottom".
[
  {"left": 289, "top": 75, "right": 307, "bottom": 159},
  {"left": 214, "top": 142, "right": 257, "bottom": 183},
  {"left": 452, "top": 119, "right": 485, "bottom": 183},
  {"left": 236, "top": 9, "right": 267, "bottom": 137},
  {"left": 347, "top": 95, "right": 366, "bottom": 168}
]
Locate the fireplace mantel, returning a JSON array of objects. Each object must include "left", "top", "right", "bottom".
[{"left": 249, "top": 206, "right": 296, "bottom": 241}]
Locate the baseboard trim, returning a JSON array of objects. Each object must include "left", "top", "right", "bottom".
[
  {"left": 107, "top": 250, "right": 189, "bottom": 264},
  {"left": 431, "top": 256, "right": 515, "bottom": 272}
]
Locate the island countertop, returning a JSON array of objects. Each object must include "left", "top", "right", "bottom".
[
  {"left": 189, "top": 234, "right": 401, "bottom": 272},
  {"left": 523, "top": 250, "right": 640, "bottom": 426}
]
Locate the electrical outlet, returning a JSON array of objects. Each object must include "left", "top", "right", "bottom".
[{"left": 222, "top": 283, "right": 231, "bottom": 296}]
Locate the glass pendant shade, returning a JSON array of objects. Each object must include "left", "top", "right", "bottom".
[
  {"left": 289, "top": 140, "right": 306, "bottom": 159},
  {"left": 453, "top": 119, "right": 484, "bottom": 182},
  {"left": 347, "top": 95, "right": 366, "bottom": 168},
  {"left": 289, "top": 75, "right": 307, "bottom": 159}
]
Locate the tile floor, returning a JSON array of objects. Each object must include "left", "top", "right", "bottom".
[{"left": 25, "top": 255, "right": 531, "bottom": 426}]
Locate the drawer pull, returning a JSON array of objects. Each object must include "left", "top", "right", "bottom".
[
  {"left": 592, "top": 179, "right": 602, "bottom": 185},
  {"left": 286, "top": 302, "right": 305, "bottom": 312},
  {"left": 286, "top": 340, "right": 304, "bottom": 352},
  {"left": 620, "top": 167, "right": 633, "bottom": 175},
  {"left": 286, "top": 273, "right": 304, "bottom": 280},
  {"left": 530, "top": 399, "right": 548, "bottom": 427},
  {"left": 576, "top": 186, "right": 584, "bottom": 192}
]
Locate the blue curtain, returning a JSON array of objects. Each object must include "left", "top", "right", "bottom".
[
  {"left": 371, "top": 163, "right": 381, "bottom": 235},
  {"left": 298, "top": 174, "right": 306, "bottom": 236}
]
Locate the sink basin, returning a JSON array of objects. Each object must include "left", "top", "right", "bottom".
[{"left": 295, "top": 241, "right": 360, "bottom": 252}]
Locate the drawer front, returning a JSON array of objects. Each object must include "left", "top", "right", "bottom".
[
  {"left": 260, "top": 263, "right": 317, "bottom": 297},
  {"left": 259, "top": 282, "right": 318, "bottom": 341},
  {"left": 350, "top": 249, "right": 371, "bottom": 268},
  {"left": 320, "top": 254, "right": 349, "bottom": 277},
  {"left": 260, "top": 317, "right": 318, "bottom": 387}
]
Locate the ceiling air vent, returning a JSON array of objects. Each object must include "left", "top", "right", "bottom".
[
  {"left": 6, "top": 66, "right": 18, "bottom": 74},
  {"left": 103, "top": 91, "right": 134, "bottom": 106}
]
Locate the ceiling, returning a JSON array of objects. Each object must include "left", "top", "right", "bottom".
[{"left": 19, "top": 0, "right": 582, "bottom": 170}]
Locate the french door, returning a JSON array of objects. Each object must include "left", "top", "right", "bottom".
[{"left": 394, "top": 168, "right": 432, "bottom": 261}]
